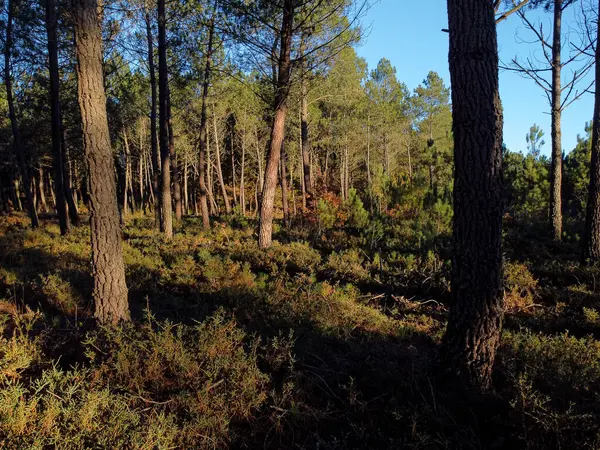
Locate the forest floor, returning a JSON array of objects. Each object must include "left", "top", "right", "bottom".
[{"left": 0, "top": 212, "right": 599, "bottom": 449}]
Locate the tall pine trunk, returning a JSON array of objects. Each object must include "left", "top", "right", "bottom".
[
  {"left": 145, "top": 7, "right": 161, "bottom": 230},
  {"left": 550, "top": 0, "right": 563, "bottom": 241},
  {"left": 440, "top": 0, "right": 504, "bottom": 390},
  {"left": 301, "top": 71, "right": 312, "bottom": 208},
  {"left": 167, "top": 90, "right": 182, "bottom": 221},
  {"left": 196, "top": 12, "right": 215, "bottom": 228},
  {"left": 258, "top": 0, "right": 294, "bottom": 249},
  {"left": 4, "top": 0, "right": 38, "bottom": 229},
  {"left": 583, "top": 5, "right": 600, "bottom": 263},
  {"left": 46, "top": 0, "right": 69, "bottom": 234},
  {"left": 74, "top": 0, "right": 129, "bottom": 323},
  {"left": 158, "top": 0, "right": 173, "bottom": 239}
]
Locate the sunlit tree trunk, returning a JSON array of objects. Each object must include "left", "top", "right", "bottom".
[
  {"left": 145, "top": 6, "right": 161, "bottom": 230},
  {"left": 74, "top": 0, "right": 129, "bottom": 323},
  {"left": 258, "top": 0, "right": 294, "bottom": 248},
  {"left": 213, "top": 113, "right": 231, "bottom": 214},
  {"left": 158, "top": 0, "right": 173, "bottom": 239}
]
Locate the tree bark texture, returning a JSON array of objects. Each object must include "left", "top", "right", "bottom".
[
  {"left": 583, "top": 4, "right": 600, "bottom": 263},
  {"left": 74, "top": 0, "right": 129, "bottom": 324},
  {"left": 440, "top": 0, "right": 504, "bottom": 391},
  {"left": 550, "top": 0, "right": 563, "bottom": 241},
  {"left": 158, "top": 0, "right": 173, "bottom": 239},
  {"left": 258, "top": 0, "right": 294, "bottom": 249}
]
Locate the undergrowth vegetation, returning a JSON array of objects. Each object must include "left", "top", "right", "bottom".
[{"left": 1, "top": 214, "right": 600, "bottom": 448}]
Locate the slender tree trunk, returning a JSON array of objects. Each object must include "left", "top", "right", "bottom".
[
  {"left": 61, "top": 131, "right": 80, "bottom": 225},
  {"left": 197, "top": 13, "right": 215, "bottom": 227},
  {"left": 158, "top": 0, "right": 173, "bottom": 239},
  {"left": 206, "top": 126, "right": 218, "bottom": 214},
  {"left": 74, "top": 0, "right": 129, "bottom": 323},
  {"left": 440, "top": 0, "right": 504, "bottom": 391},
  {"left": 550, "top": 0, "right": 563, "bottom": 241},
  {"left": 167, "top": 89, "right": 182, "bottom": 221},
  {"left": 258, "top": 0, "right": 294, "bottom": 249},
  {"left": 5, "top": 0, "right": 38, "bottom": 228},
  {"left": 280, "top": 141, "right": 289, "bottom": 227},
  {"left": 583, "top": 7, "right": 600, "bottom": 263},
  {"left": 36, "top": 167, "right": 48, "bottom": 213},
  {"left": 46, "top": 0, "right": 70, "bottom": 234},
  {"left": 301, "top": 72, "right": 312, "bottom": 208},
  {"left": 213, "top": 113, "right": 231, "bottom": 213},
  {"left": 145, "top": 6, "right": 161, "bottom": 230},
  {"left": 241, "top": 112, "right": 246, "bottom": 216}
]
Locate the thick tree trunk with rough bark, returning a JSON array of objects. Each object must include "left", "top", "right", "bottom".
[
  {"left": 583, "top": 7, "right": 600, "bottom": 263},
  {"left": 74, "top": 0, "right": 129, "bottom": 324},
  {"left": 46, "top": 0, "right": 69, "bottom": 235},
  {"left": 145, "top": 8, "right": 161, "bottom": 230},
  {"left": 4, "top": 0, "right": 38, "bottom": 229},
  {"left": 440, "top": 0, "right": 504, "bottom": 391},
  {"left": 158, "top": 0, "right": 173, "bottom": 239},
  {"left": 550, "top": 0, "right": 563, "bottom": 241},
  {"left": 258, "top": 0, "right": 294, "bottom": 249}
]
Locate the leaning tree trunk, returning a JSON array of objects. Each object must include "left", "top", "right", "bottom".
[
  {"left": 550, "top": 0, "right": 563, "bottom": 241},
  {"left": 157, "top": 0, "right": 173, "bottom": 239},
  {"left": 213, "top": 113, "right": 231, "bottom": 213},
  {"left": 440, "top": 0, "right": 504, "bottom": 391},
  {"left": 196, "top": 13, "right": 215, "bottom": 229},
  {"left": 582, "top": 5, "right": 600, "bottom": 263},
  {"left": 73, "top": 0, "right": 129, "bottom": 324},
  {"left": 145, "top": 7, "right": 161, "bottom": 230},
  {"left": 258, "top": 0, "right": 294, "bottom": 249},
  {"left": 46, "top": 0, "right": 69, "bottom": 235},
  {"left": 4, "top": 0, "right": 38, "bottom": 229}
]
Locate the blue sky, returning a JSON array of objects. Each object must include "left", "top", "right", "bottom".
[{"left": 356, "top": 1, "right": 595, "bottom": 155}]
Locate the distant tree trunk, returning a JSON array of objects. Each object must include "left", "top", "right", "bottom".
[
  {"left": 158, "top": 0, "right": 173, "bottom": 239},
  {"left": 440, "top": 0, "right": 504, "bottom": 391},
  {"left": 258, "top": 0, "right": 294, "bottom": 249},
  {"left": 139, "top": 121, "right": 146, "bottom": 212},
  {"left": 167, "top": 90, "right": 182, "bottom": 221},
  {"left": 196, "top": 12, "right": 215, "bottom": 228},
  {"left": 280, "top": 141, "right": 289, "bottom": 227},
  {"left": 301, "top": 71, "right": 313, "bottom": 208},
  {"left": 74, "top": 0, "right": 129, "bottom": 324},
  {"left": 4, "top": 0, "right": 38, "bottom": 229},
  {"left": 123, "top": 128, "right": 131, "bottom": 216},
  {"left": 36, "top": 167, "right": 48, "bottom": 213},
  {"left": 206, "top": 125, "right": 218, "bottom": 214},
  {"left": 61, "top": 131, "right": 80, "bottom": 225},
  {"left": 213, "top": 113, "right": 231, "bottom": 213},
  {"left": 240, "top": 115, "right": 246, "bottom": 216},
  {"left": 583, "top": 9, "right": 600, "bottom": 263},
  {"left": 45, "top": 0, "right": 70, "bottom": 234},
  {"left": 145, "top": 7, "right": 161, "bottom": 230},
  {"left": 550, "top": 0, "right": 563, "bottom": 241}
]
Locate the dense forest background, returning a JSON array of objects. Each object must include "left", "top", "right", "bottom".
[{"left": 1, "top": 0, "right": 600, "bottom": 448}]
